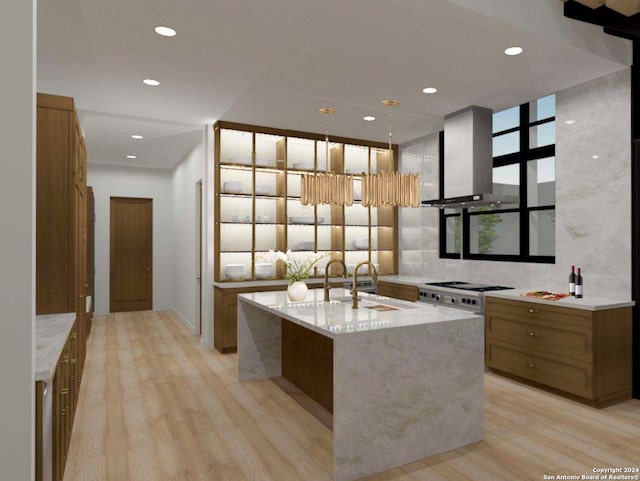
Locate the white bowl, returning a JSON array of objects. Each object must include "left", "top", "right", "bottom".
[
  {"left": 353, "top": 238, "right": 369, "bottom": 250},
  {"left": 292, "top": 162, "right": 314, "bottom": 171},
  {"left": 255, "top": 184, "right": 272, "bottom": 195},
  {"left": 289, "top": 216, "right": 318, "bottom": 224},
  {"left": 254, "top": 263, "right": 274, "bottom": 279},
  {"left": 225, "top": 264, "right": 245, "bottom": 280},
  {"left": 223, "top": 181, "right": 242, "bottom": 193},
  {"left": 256, "top": 215, "right": 271, "bottom": 223},
  {"left": 296, "top": 241, "right": 314, "bottom": 251}
]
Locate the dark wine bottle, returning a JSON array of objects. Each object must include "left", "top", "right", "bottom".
[
  {"left": 569, "top": 265, "right": 576, "bottom": 296},
  {"left": 575, "top": 268, "right": 583, "bottom": 299}
]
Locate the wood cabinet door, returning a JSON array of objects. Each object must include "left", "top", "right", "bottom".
[{"left": 110, "top": 197, "right": 153, "bottom": 312}]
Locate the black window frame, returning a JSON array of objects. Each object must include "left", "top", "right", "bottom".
[{"left": 439, "top": 99, "right": 556, "bottom": 263}]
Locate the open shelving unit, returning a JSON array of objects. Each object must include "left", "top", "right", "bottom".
[{"left": 214, "top": 121, "right": 399, "bottom": 282}]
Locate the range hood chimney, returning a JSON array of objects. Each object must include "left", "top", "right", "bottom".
[{"left": 422, "top": 105, "right": 518, "bottom": 208}]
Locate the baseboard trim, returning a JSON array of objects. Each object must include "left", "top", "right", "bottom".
[
  {"left": 200, "top": 338, "right": 214, "bottom": 349},
  {"left": 171, "top": 306, "right": 195, "bottom": 333}
]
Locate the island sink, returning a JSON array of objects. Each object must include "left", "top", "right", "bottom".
[{"left": 237, "top": 288, "right": 485, "bottom": 481}]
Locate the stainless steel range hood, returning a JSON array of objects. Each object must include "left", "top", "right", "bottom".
[{"left": 422, "top": 105, "right": 518, "bottom": 209}]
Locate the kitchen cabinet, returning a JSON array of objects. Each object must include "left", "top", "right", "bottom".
[
  {"left": 376, "top": 281, "right": 419, "bottom": 302},
  {"left": 485, "top": 296, "right": 632, "bottom": 408},
  {"left": 36, "top": 93, "right": 88, "bottom": 480},
  {"left": 214, "top": 121, "right": 398, "bottom": 283}
]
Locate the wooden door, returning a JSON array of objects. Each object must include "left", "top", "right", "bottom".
[{"left": 110, "top": 197, "right": 153, "bottom": 312}]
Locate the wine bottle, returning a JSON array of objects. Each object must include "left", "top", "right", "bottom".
[
  {"left": 569, "top": 265, "right": 576, "bottom": 296},
  {"left": 575, "top": 268, "right": 583, "bottom": 299}
]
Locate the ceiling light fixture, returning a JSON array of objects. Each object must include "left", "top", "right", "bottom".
[
  {"left": 143, "top": 79, "right": 160, "bottom": 86},
  {"left": 154, "top": 26, "right": 177, "bottom": 37},
  {"left": 126, "top": 155, "right": 137, "bottom": 159},
  {"left": 131, "top": 134, "right": 143, "bottom": 139},
  {"left": 363, "top": 116, "right": 376, "bottom": 122},
  {"left": 422, "top": 87, "right": 438, "bottom": 94},
  {"left": 300, "top": 108, "right": 354, "bottom": 206},
  {"left": 592, "top": 154, "right": 600, "bottom": 159},
  {"left": 504, "top": 46, "right": 523, "bottom": 56},
  {"left": 564, "top": 119, "right": 577, "bottom": 125},
  {"left": 361, "top": 100, "right": 420, "bottom": 208}
]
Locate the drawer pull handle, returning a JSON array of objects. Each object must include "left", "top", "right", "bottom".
[
  {"left": 528, "top": 331, "right": 538, "bottom": 337},
  {"left": 61, "top": 388, "right": 69, "bottom": 396},
  {"left": 527, "top": 362, "right": 538, "bottom": 369},
  {"left": 528, "top": 308, "right": 538, "bottom": 313}
]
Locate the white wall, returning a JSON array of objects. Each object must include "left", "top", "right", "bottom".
[
  {"left": 0, "top": 0, "right": 35, "bottom": 478},
  {"left": 171, "top": 133, "right": 205, "bottom": 332},
  {"left": 399, "top": 69, "right": 631, "bottom": 300},
  {"left": 87, "top": 164, "right": 174, "bottom": 314}
]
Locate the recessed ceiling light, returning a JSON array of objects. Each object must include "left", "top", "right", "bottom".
[
  {"left": 504, "top": 46, "right": 523, "bottom": 56},
  {"left": 131, "top": 134, "right": 143, "bottom": 140},
  {"left": 592, "top": 154, "right": 600, "bottom": 159},
  {"left": 154, "top": 26, "right": 176, "bottom": 37},
  {"left": 363, "top": 116, "right": 376, "bottom": 121},
  {"left": 143, "top": 79, "right": 160, "bottom": 86},
  {"left": 564, "top": 119, "right": 576, "bottom": 125},
  {"left": 422, "top": 87, "right": 438, "bottom": 94},
  {"left": 126, "top": 155, "right": 137, "bottom": 159}
]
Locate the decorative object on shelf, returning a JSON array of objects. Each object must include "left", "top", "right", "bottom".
[
  {"left": 259, "top": 250, "right": 329, "bottom": 301},
  {"left": 224, "top": 264, "right": 245, "bottom": 280},
  {"left": 361, "top": 100, "right": 420, "bottom": 208},
  {"left": 353, "top": 238, "right": 369, "bottom": 250},
  {"left": 254, "top": 262, "right": 274, "bottom": 279},
  {"left": 223, "top": 181, "right": 243, "bottom": 193},
  {"left": 301, "top": 108, "right": 355, "bottom": 206},
  {"left": 255, "top": 184, "right": 273, "bottom": 195}
]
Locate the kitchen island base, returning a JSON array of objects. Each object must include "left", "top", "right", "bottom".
[{"left": 238, "top": 291, "right": 485, "bottom": 481}]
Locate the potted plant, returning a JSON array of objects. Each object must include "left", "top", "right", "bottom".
[{"left": 258, "top": 250, "right": 328, "bottom": 301}]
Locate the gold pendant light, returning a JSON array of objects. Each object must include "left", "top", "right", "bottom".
[
  {"left": 300, "top": 108, "right": 355, "bottom": 206},
  {"left": 361, "top": 100, "right": 420, "bottom": 208}
]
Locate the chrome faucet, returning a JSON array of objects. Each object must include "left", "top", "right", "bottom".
[
  {"left": 352, "top": 261, "right": 378, "bottom": 309},
  {"left": 323, "top": 259, "right": 348, "bottom": 301}
]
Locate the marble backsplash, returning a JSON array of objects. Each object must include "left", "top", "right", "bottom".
[{"left": 399, "top": 69, "right": 632, "bottom": 300}]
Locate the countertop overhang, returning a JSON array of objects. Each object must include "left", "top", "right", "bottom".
[{"left": 36, "top": 312, "right": 76, "bottom": 382}]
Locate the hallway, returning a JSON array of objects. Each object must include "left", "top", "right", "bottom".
[{"left": 64, "top": 310, "right": 640, "bottom": 481}]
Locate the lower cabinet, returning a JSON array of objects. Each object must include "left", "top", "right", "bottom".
[
  {"left": 35, "top": 319, "right": 83, "bottom": 481},
  {"left": 376, "top": 281, "right": 419, "bottom": 302},
  {"left": 485, "top": 297, "right": 632, "bottom": 408}
]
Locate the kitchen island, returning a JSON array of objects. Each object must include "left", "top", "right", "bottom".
[{"left": 237, "top": 288, "right": 485, "bottom": 481}]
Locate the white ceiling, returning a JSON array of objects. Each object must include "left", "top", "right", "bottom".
[{"left": 37, "top": 0, "right": 631, "bottom": 169}]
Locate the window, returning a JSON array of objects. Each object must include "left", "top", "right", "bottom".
[{"left": 440, "top": 94, "right": 555, "bottom": 263}]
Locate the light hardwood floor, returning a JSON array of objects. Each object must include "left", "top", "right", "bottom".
[{"left": 64, "top": 310, "right": 640, "bottom": 481}]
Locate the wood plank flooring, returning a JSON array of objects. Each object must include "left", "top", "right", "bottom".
[{"left": 64, "top": 310, "right": 640, "bottom": 481}]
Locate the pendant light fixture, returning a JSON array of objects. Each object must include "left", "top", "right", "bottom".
[
  {"left": 361, "top": 100, "right": 420, "bottom": 208},
  {"left": 300, "top": 108, "right": 354, "bottom": 206}
]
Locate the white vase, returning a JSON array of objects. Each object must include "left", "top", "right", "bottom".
[{"left": 287, "top": 281, "right": 308, "bottom": 302}]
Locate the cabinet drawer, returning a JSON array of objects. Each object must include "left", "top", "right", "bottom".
[
  {"left": 488, "top": 344, "right": 592, "bottom": 399},
  {"left": 486, "top": 297, "right": 592, "bottom": 330},
  {"left": 376, "top": 282, "right": 418, "bottom": 302},
  {"left": 487, "top": 316, "right": 591, "bottom": 363}
]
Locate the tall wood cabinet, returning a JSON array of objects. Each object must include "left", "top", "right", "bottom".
[
  {"left": 86, "top": 186, "right": 95, "bottom": 334},
  {"left": 36, "top": 93, "right": 89, "bottom": 481}
]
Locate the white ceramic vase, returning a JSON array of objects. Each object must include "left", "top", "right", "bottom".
[{"left": 287, "top": 281, "right": 308, "bottom": 302}]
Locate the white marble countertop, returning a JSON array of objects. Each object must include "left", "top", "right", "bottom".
[
  {"left": 35, "top": 313, "right": 76, "bottom": 382},
  {"left": 486, "top": 289, "right": 635, "bottom": 311},
  {"left": 214, "top": 276, "right": 371, "bottom": 289},
  {"left": 214, "top": 274, "right": 435, "bottom": 290},
  {"left": 237, "top": 288, "right": 481, "bottom": 339}
]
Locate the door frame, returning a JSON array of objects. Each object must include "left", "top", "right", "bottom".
[
  {"left": 196, "top": 180, "right": 203, "bottom": 336},
  {"left": 109, "top": 196, "right": 153, "bottom": 313}
]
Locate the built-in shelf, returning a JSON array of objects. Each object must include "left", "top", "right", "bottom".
[{"left": 214, "top": 121, "right": 399, "bottom": 282}]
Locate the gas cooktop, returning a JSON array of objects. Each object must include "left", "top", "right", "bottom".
[{"left": 425, "top": 281, "right": 514, "bottom": 292}]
